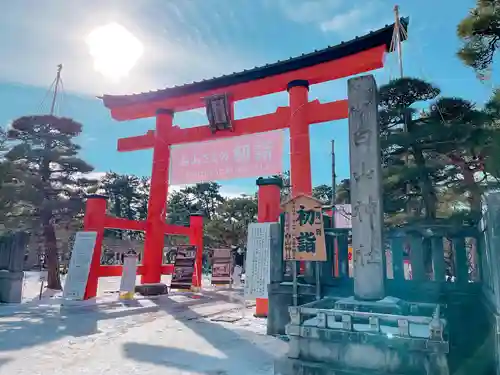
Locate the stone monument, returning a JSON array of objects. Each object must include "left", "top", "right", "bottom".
[
  {"left": 0, "top": 231, "right": 29, "bottom": 303},
  {"left": 349, "top": 74, "right": 385, "bottom": 301}
]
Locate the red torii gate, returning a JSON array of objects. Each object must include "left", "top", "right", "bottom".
[
  {"left": 93, "top": 20, "right": 406, "bottom": 291},
  {"left": 82, "top": 195, "right": 202, "bottom": 299}
]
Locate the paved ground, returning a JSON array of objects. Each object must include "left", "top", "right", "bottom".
[{"left": 0, "top": 275, "right": 286, "bottom": 375}]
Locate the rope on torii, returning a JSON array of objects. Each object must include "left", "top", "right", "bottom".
[
  {"left": 390, "top": 5, "right": 413, "bottom": 213},
  {"left": 391, "top": 5, "right": 406, "bottom": 79}
]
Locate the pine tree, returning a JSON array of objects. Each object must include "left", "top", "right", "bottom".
[
  {"left": 457, "top": 0, "right": 500, "bottom": 76},
  {"left": 101, "top": 172, "right": 145, "bottom": 240},
  {"left": 483, "top": 89, "right": 500, "bottom": 184},
  {"left": 379, "top": 78, "right": 443, "bottom": 224},
  {"left": 424, "top": 97, "right": 492, "bottom": 218},
  {"left": 312, "top": 184, "right": 333, "bottom": 204},
  {"left": 0, "top": 127, "right": 28, "bottom": 227},
  {"left": 6, "top": 115, "right": 95, "bottom": 289},
  {"left": 335, "top": 179, "right": 351, "bottom": 204},
  {"left": 183, "top": 182, "right": 224, "bottom": 220}
]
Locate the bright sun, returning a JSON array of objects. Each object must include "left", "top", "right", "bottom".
[{"left": 86, "top": 23, "right": 144, "bottom": 81}]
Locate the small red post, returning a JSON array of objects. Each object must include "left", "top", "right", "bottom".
[
  {"left": 83, "top": 194, "right": 107, "bottom": 300},
  {"left": 142, "top": 109, "right": 173, "bottom": 284},
  {"left": 255, "top": 177, "right": 283, "bottom": 318},
  {"left": 190, "top": 213, "right": 204, "bottom": 288}
]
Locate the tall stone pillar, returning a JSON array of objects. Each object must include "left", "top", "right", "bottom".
[{"left": 348, "top": 75, "right": 385, "bottom": 301}]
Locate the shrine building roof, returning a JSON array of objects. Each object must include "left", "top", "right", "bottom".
[{"left": 100, "top": 18, "right": 408, "bottom": 110}]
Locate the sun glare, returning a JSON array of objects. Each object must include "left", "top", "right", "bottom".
[{"left": 86, "top": 23, "right": 143, "bottom": 81}]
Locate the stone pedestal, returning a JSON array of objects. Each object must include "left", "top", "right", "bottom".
[
  {"left": 274, "top": 298, "right": 449, "bottom": 375},
  {"left": 0, "top": 271, "right": 24, "bottom": 303},
  {"left": 334, "top": 296, "right": 406, "bottom": 314},
  {"left": 135, "top": 283, "right": 168, "bottom": 296}
]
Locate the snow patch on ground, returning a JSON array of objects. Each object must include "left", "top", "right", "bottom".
[{"left": 0, "top": 272, "right": 286, "bottom": 375}]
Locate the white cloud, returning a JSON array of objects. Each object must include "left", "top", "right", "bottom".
[
  {"left": 0, "top": 0, "right": 252, "bottom": 97},
  {"left": 274, "top": 0, "right": 392, "bottom": 38},
  {"left": 320, "top": 2, "right": 392, "bottom": 37},
  {"left": 320, "top": 8, "right": 364, "bottom": 33},
  {"left": 273, "top": 0, "right": 343, "bottom": 23}
]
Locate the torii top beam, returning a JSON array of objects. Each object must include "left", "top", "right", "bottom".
[{"left": 99, "top": 19, "right": 409, "bottom": 121}]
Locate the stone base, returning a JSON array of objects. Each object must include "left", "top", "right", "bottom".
[
  {"left": 0, "top": 270, "right": 24, "bottom": 303},
  {"left": 279, "top": 296, "right": 448, "bottom": 375},
  {"left": 135, "top": 283, "right": 168, "bottom": 296},
  {"left": 275, "top": 356, "right": 397, "bottom": 375},
  {"left": 335, "top": 295, "right": 407, "bottom": 314},
  {"left": 282, "top": 333, "right": 448, "bottom": 375},
  {"left": 275, "top": 355, "right": 448, "bottom": 375}
]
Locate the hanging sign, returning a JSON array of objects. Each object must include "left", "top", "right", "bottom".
[
  {"left": 282, "top": 195, "right": 327, "bottom": 262},
  {"left": 63, "top": 231, "right": 97, "bottom": 300},
  {"left": 169, "top": 130, "right": 283, "bottom": 185},
  {"left": 244, "top": 223, "right": 273, "bottom": 299},
  {"left": 211, "top": 248, "right": 233, "bottom": 285},
  {"left": 170, "top": 245, "right": 197, "bottom": 290}
]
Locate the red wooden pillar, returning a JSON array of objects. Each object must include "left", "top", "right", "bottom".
[
  {"left": 255, "top": 177, "right": 283, "bottom": 318},
  {"left": 83, "top": 194, "right": 107, "bottom": 300},
  {"left": 190, "top": 213, "right": 204, "bottom": 289},
  {"left": 288, "top": 80, "right": 311, "bottom": 274},
  {"left": 257, "top": 177, "right": 283, "bottom": 222},
  {"left": 287, "top": 80, "right": 312, "bottom": 196},
  {"left": 142, "top": 109, "right": 173, "bottom": 284}
]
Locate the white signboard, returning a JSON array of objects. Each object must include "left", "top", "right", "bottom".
[
  {"left": 63, "top": 231, "right": 97, "bottom": 300},
  {"left": 120, "top": 254, "right": 138, "bottom": 293},
  {"left": 244, "top": 223, "right": 272, "bottom": 299}
]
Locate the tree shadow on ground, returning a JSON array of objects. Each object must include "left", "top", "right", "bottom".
[
  {"left": 0, "top": 290, "right": 245, "bottom": 353},
  {"left": 122, "top": 296, "right": 286, "bottom": 375},
  {"left": 0, "top": 357, "right": 11, "bottom": 368},
  {"left": 0, "top": 300, "right": 159, "bottom": 352}
]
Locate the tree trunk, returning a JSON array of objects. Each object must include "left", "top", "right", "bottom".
[
  {"left": 411, "top": 145, "right": 435, "bottom": 279},
  {"left": 463, "top": 169, "right": 481, "bottom": 216},
  {"left": 413, "top": 147, "right": 437, "bottom": 220},
  {"left": 42, "top": 212, "right": 62, "bottom": 290}
]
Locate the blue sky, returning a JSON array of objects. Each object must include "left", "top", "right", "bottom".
[{"left": 0, "top": 0, "right": 495, "bottom": 197}]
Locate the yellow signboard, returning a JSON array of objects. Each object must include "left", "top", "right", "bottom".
[{"left": 282, "top": 194, "right": 327, "bottom": 262}]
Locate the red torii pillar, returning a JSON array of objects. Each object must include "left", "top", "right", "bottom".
[
  {"left": 255, "top": 177, "right": 283, "bottom": 318},
  {"left": 288, "top": 80, "right": 312, "bottom": 274},
  {"left": 141, "top": 108, "right": 204, "bottom": 288},
  {"left": 288, "top": 80, "right": 313, "bottom": 196},
  {"left": 189, "top": 213, "right": 204, "bottom": 288},
  {"left": 142, "top": 109, "right": 173, "bottom": 284},
  {"left": 83, "top": 194, "right": 107, "bottom": 300}
]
